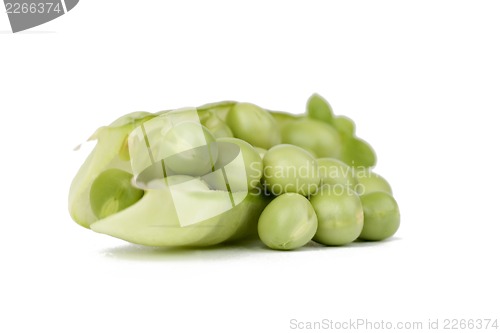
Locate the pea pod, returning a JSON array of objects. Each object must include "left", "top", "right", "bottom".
[
  {"left": 91, "top": 181, "right": 268, "bottom": 247},
  {"left": 68, "top": 112, "right": 154, "bottom": 228}
]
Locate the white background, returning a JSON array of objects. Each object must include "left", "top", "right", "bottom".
[{"left": 1, "top": 1, "right": 499, "bottom": 332}]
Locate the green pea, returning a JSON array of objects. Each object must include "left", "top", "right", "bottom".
[
  {"left": 333, "top": 115, "right": 356, "bottom": 137},
  {"left": 202, "top": 113, "right": 234, "bottom": 138},
  {"left": 197, "top": 102, "right": 236, "bottom": 138},
  {"left": 197, "top": 101, "right": 236, "bottom": 121},
  {"left": 306, "top": 93, "right": 334, "bottom": 124},
  {"left": 270, "top": 111, "right": 301, "bottom": 132},
  {"left": 160, "top": 121, "right": 218, "bottom": 177},
  {"left": 317, "top": 158, "right": 358, "bottom": 189},
  {"left": 281, "top": 118, "right": 342, "bottom": 158},
  {"left": 310, "top": 185, "right": 364, "bottom": 246},
  {"left": 226, "top": 102, "right": 281, "bottom": 149},
  {"left": 340, "top": 137, "right": 377, "bottom": 167},
  {"left": 359, "top": 191, "right": 400, "bottom": 241},
  {"left": 258, "top": 193, "right": 318, "bottom": 250},
  {"left": 262, "top": 144, "right": 320, "bottom": 196},
  {"left": 90, "top": 169, "right": 144, "bottom": 219},
  {"left": 355, "top": 170, "right": 392, "bottom": 195},
  {"left": 216, "top": 137, "right": 263, "bottom": 190}
]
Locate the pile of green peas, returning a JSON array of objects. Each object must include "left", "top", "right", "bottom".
[
  {"left": 79, "top": 94, "right": 400, "bottom": 250},
  {"left": 200, "top": 94, "right": 400, "bottom": 250}
]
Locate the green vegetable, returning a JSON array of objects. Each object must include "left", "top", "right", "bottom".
[
  {"left": 69, "top": 95, "right": 400, "bottom": 249},
  {"left": 258, "top": 193, "right": 318, "bottom": 250},
  {"left": 269, "top": 110, "right": 301, "bottom": 132},
  {"left": 216, "top": 137, "right": 263, "bottom": 191},
  {"left": 306, "top": 93, "right": 334, "bottom": 124},
  {"left": 91, "top": 183, "right": 268, "bottom": 247},
  {"left": 333, "top": 115, "right": 356, "bottom": 137},
  {"left": 226, "top": 102, "right": 281, "bottom": 149},
  {"left": 262, "top": 144, "right": 320, "bottom": 196},
  {"left": 281, "top": 118, "right": 342, "bottom": 158},
  {"left": 310, "top": 185, "right": 364, "bottom": 246},
  {"left": 198, "top": 101, "right": 236, "bottom": 138},
  {"left": 359, "top": 191, "right": 400, "bottom": 241},
  {"left": 355, "top": 170, "right": 392, "bottom": 195},
  {"left": 340, "top": 137, "right": 377, "bottom": 167},
  {"left": 69, "top": 112, "right": 154, "bottom": 228},
  {"left": 90, "top": 169, "right": 144, "bottom": 219},
  {"left": 317, "top": 158, "right": 358, "bottom": 189},
  {"left": 160, "top": 121, "right": 218, "bottom": 176},
  {"left": 197, "top": 101, "right": 236, "bottom": 121}
]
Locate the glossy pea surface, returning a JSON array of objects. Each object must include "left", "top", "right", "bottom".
[
  {"left": 226, "top": 102, "right": 281, "bottom": 149},
  {"left": 359, "top": 191, "right": 400, "bottom": 241},
  {"left": 262, "top": 144, "right": 320, "bottom": 196},
  {"left": 310, "top": 185, "right": 364, "bottom": 246},
  {"left": 340, "top": 137, "right": 377, "bottom": 167},
  {"left": 281, "top": 118, "right": 342, "bottom": 158},
  {"left": 317, "top": 158, "right": 358, "bottom": 189},
  {"left": 355, "top": 170, "right": 392, "bottom": 195},
  {"left": 258, "top": 193, "right": 318, "bottom": 250},
  {"left": 160, "top": 121, "right": 218, "bottom": 176}
]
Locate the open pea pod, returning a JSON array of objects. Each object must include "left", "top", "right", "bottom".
[
  {"left": 69, "top": 112, "right": 155, "bottom": 228},
  {"left": 90, "top": 186, "right": 268, "bottom": 247},
  {"left": 70, "top": 107, "right": 268, "bottom": 246}
]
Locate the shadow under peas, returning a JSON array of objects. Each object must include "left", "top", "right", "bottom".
[
  {"left": 351, "top": 236, "right": 402, "bottom": 247},
  {"left": 100, "top": 239, "right": 265, "bottom": 262},
  {"left": 99, "top": 237, "right": 401, "bottom": 262}
]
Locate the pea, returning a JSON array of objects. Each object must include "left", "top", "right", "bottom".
[
  {"left": 270, "top": 111, "right": 301, "bottom": 132},
  {"left": 317, "top": 158, "right": 358, "bottom": 189},
  {"left": 306, "top": 93, "right": 334, "bottom": 123},
  {"left": 90, "top": 169, "right": 144, "bottom": 219},
  {"left": 197, "top": 101, "right": 237, "bottom": 120},
  {"left": 340, "top": 137, "right": 377, "bottom": 167},
  {"left": 310, "top": 185, "right": 364, "bottom": 246},
  {"left": 197, "top": 102, "right": 236, "bottom": 138},
  {"left": 359, "top": 191, "right": 400, "bottom": 241},
  {"left": 355, "top": 170, "right": 392, "bottom": 195},
  {"left": 160, "top": 121, "right": 218, "bottom": 177},
  {"left": 226, "top": 102, "right": 281, "bottom": 149},
  {"left": 216, "top": 137, "right": 263, "bottom": 191},
  {"left": 333, "top": 115, "right": 356, "bottom": 137},
  {"left": 201, "top": 112, "right": 234, "bottom": 138},
  {"left": 258, "top": 193, "right": 318, "bottom": 250},
  {"left": 262, "top": 144, "right": 320, "bottom": 196},
  {"left": 281, "top": 118, "right": 342, "bottom": 158}
]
